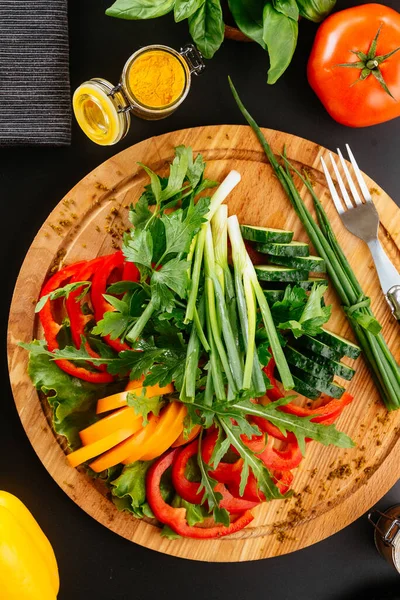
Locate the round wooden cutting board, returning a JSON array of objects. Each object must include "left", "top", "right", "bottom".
[{"left": 7, "top": 125, "right": 400, "bottom": 562}]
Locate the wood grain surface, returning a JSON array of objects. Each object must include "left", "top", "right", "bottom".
[{"left": 7, "top": 125, "right": 400, "bottom": 562}]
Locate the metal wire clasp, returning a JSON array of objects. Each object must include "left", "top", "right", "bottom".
[
  {"left": 180, "top": 44, "right": 205, "bottom": 76},
  {"left": 108, "top": 83, "right": 132, "bottom": 113},
  {"left": 368, "top": 510, "right": 400, "bottom": 547}
]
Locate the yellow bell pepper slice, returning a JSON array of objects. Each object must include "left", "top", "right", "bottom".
[
  {"left": 89, "top": 415, "right": 159, "bottom": 473},
  {"left": 140, "top": 402, "right": 187, "bottom": 461},
  {"left": 96, "top": 382, "right": 174, "bottom": 414},
  {"left": 79, "top": 406, "right": 143, "bottom": 446},
  {"left": 67, "top": 428, "right": 134, "bottom": 468},
  {"left": 0, "top": 492, "right": 59, "bottom": 600},
  {"left": 171, "top": 424, "right": 201, "bottom": 448}
]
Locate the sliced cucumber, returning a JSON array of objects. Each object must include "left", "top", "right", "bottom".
[
  {"left": 295, "top": 277, "right": 329, "bottom": 291},
  {"left": 269, "top": 255, "right": 326, "bottom": 273},
  {"left": 255, "top": 265, "right": 309, "bottom": 282},
  {"left": 263, "top": 289, "right": 285, "bottom": 303},
  {"left": 276, "top": 372, "right": 320, "bottom": 400},
  {"left": 255, "top": 241, "right": 310, "bottom": 257},
  {"left": 307, "top": 353, "right": 356, "bottom": 381},
  {"left": 297, "top": 335, "right": 343, "bottom": 361},
  {"left": 290, "top": 366, "right": 345, "bottom": 399},
  {"left": 241, "top": 225, "right": 294, "bottom": 244},
  {"left": 284, "top": 346, "right": 334, "bottom": 380},
  {"left": 316, "top": 329, "right": 361, "bottom": 360}
]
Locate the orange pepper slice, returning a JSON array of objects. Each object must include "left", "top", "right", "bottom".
[
  {"left": 139, "top": 402, "right": 187, "bottom": 461},
  {"left": 89, "top": 415, "right": 160, "bottom": 473},
  {"left": 96, "top": 382, "right": 174, "bottom": 414},
  {"left": 67, "top": 429, "right": 134, "bottom": 468},
  {"left": 171, "top": 424, "right": 201, "bottom": 448},
  {"left": 125, "top": 377, "right": 145, "bottom": 391},
  {"left": 79, "top": 406, "right": 143, "bottom": 446}
]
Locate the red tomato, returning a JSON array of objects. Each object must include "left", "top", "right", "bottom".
[{"left": 307, "top": 4, "right": 400, "bottom": 127}]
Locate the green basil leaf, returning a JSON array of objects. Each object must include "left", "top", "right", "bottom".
[
  {"left": 174, "top": 0, "right": 205, "bottom": 22},
  {"left": 272, "top": 0, "right": 299, "bottom": 21},
  {"left": 106, "top": 0, "right": 175, "bottom": 20},
  {"left": 188, "top": 0, "right": 224, "bottom": 59},
  {"left": 228, "top": 0, "right": 266, "bottom": 49},
  {"left": 296, "top": 0, "right": 336, "bottom": 23},
  {"left": 263, "top": 3, "right": 298, "bottom": 84}
]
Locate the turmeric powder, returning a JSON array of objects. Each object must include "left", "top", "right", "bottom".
[{"left": 127, "top": 50, "right": 186, "bottom": 108}]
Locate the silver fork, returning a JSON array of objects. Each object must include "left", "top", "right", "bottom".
[{"left": 320, "top": 145, "right": 400, "bottom": 321}]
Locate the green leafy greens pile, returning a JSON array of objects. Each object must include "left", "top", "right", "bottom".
[
  {"left": 105, "top": 0, "right": 336, "bottom": 83},
  {"left": 23, "top": 145, "right": 354, "bottom": 521}
]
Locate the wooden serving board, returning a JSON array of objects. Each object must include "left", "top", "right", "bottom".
[{"left": 7, "top": 125, "right": 400, "bottom": 562}]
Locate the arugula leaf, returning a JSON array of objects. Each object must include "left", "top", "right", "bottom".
[
  {"left": 230, "top": 398, "right": 355, "bottom": 455},
  {"left": 110, "top": 461, "right": 154, "bottom": 518},
  {"left": 218, "top": 415, "right": 283, "bottom": 499},
  {"left": 197, "top": 434, "right": 230, "bottom": 526},
  {"left": 209, "top": 426, "right": 231, "bottom": 469},
  {"left": 35, "top": 281, "right": 91, "bottom": 313},
  {"left": 188, "top": 0, "right": 225, "bottom": 59},
  {"left": 106, "top": 0, "right": 175, "bottom": 20},
  {"left": 126, "top": 390, "right": 164, "bottom": 426}
]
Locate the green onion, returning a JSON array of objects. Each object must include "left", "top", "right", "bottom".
[{"left": 229, "top": 77, "right": 400, "bottom": 411}]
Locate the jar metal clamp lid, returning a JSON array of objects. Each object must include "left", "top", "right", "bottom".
[
  {"left": 368, "top": 505, "right": 400, "bottom": 573},
  {"left": 73, "top": 44, "right": 204, "bottom": 146}
]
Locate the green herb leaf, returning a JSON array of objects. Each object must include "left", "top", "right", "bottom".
[
  {"left": 197, "top": 434, "right": 230, "bottom": 526},
  {"left": 296, "top": 0, "right": 335, "bottom": 22},
  {"left": 110, "top": 461, "right": 153, "bottom": 517},
  {"left": 174, "top": 0, "right": 205, "bottom": 22},
  {"left": 228, "top": 0, "right": 266, "bottom": 49},
  {"left": 188, "top": 0, "right": 225, "bottom": 59},
  {"left": 273, "top": 0, "right": 299, "bottom": 21},
  {"left": 263, "top": 3, "right": 298, "bottom": 84},
  {"left": 123, "top": 228, "right": 153, "bottom": 269},
  {"left": 35, "top": 281, "right": 91, "bottom": 313},
  {"left": 127, "top": 390, "right": 164, "bottom": 426},
  {"left": 106, "top": 0, "right": 175, "bottom": 19},
  {"left": 128, "top": 195, "right": 153, "bottom": 230},
  {"left": 181, "top": 499, "right": 209, "bottom": 526}
]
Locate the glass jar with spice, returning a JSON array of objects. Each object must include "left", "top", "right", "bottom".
[{"left": 73, "top": 44, "right": 204, "bottom": 146}]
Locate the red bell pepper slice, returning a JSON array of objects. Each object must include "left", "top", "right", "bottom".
[
  {"left": 91, "top": 251, "right": 139, "bottom": 353},
  {"left": 171, "top": 440, "right": 259, "bottom": 513},
  {"left": 241, "top": 433, "right": 303, "bottom": 471},
  {"left": 39, "top": 262, "right": 113, "bottom": 383},
  {"left": 146, "top": 449, "right": 254, "bottom": 539},
  {"left": 201, "top": 429, "right": 294, "bottom": 502},
  {"left": 65, "top": 257, "right": 109, "bottom": 370}
]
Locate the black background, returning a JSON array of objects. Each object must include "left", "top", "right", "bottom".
[{"left": 2, "top": 1, "right": 400, "bottom": 598}]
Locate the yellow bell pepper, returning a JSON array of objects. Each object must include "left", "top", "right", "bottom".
[
  {"left": 0, "top": 491, "right": 59, "bottom": 600},
  {"left": 96, "top": 382, "right": 174, "bottom": 414}
]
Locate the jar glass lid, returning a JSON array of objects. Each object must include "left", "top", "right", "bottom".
[{"left": 73, "top": 79, "right": 130, "bottom": 146}]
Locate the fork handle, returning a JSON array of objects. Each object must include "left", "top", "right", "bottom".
[{"left": 367, "top": 239, "right": 400, "bottom": 320}]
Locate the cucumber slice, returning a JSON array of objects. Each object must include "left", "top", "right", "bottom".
[
  {"left": 276, "top": 372, "right": 320, "bottom": 400},
  {"left": 241, "top": 225, "right": 294, "bottom": 244},
  {"left": 316, "top": 330, "right": 361, "bottom": 360},
  {"left": 263, "top": 289, "right": 285, "bottom": 303},
  {"left": 284, "top": 346, "right": 334, "bottom": 380},
  {"left": 290, "top": 366, "right": 345, "bottom": 399},
  {"left": 307, "top": 353, "right": 356, "bottom": 381},
  {"left": 269, "top": 255, "right": 326, "bottom": 273},
  {"left": 296, "top": 278, "right": 329, "bottom": 290},
  {"left": 255, "top": 265, "right": 309, "bottom": 282},
  {"left": 297, "top": 335, "right": 343, "bottom": 360},
  {"left": 255, "top": 241, "right": 310, "bottom": 257}
]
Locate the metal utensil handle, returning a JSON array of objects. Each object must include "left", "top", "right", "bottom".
[
  {"left": 180, "top": 44, "right": 205, "bottom": 75},
  {"left": 367, "top": 239, "right": 400, "bottom": 320}
]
